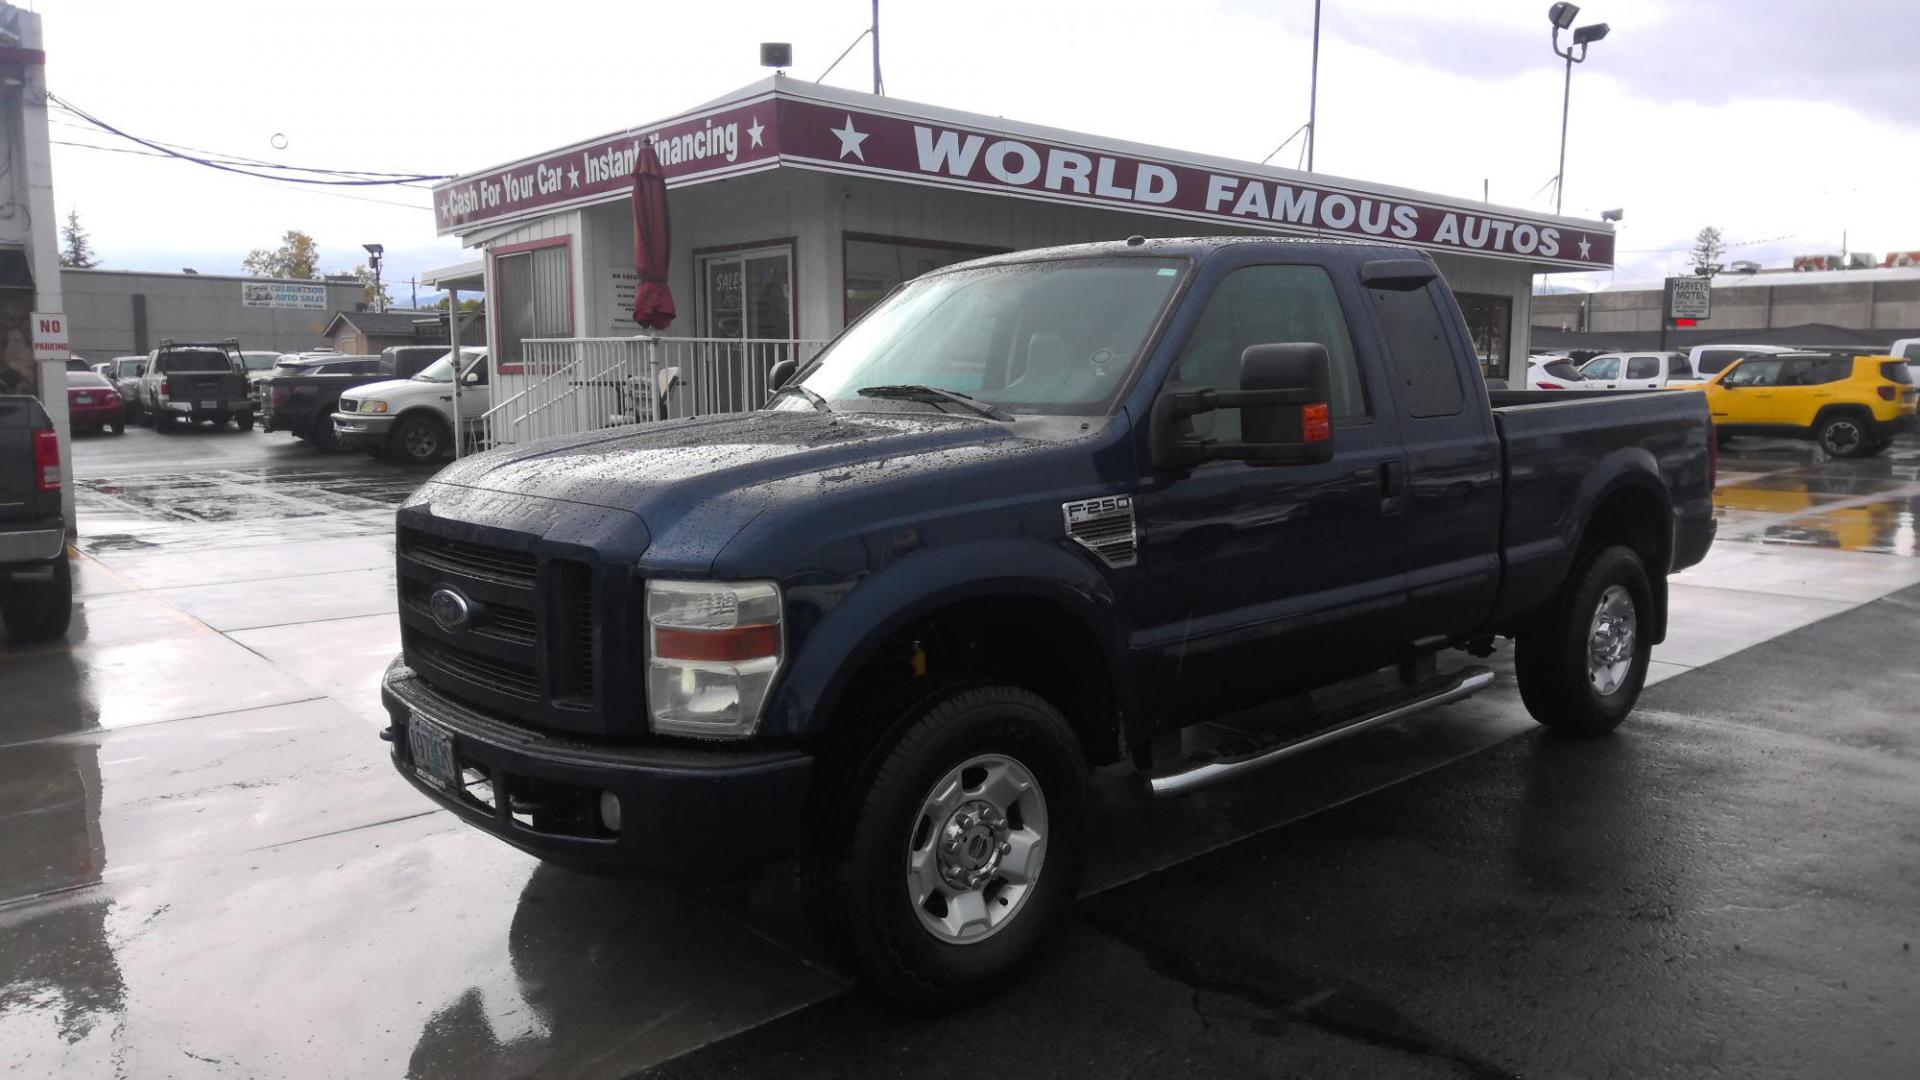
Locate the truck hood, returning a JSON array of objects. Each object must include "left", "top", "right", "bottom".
[{"left": 427, "top": 410, "right": 1026, "bottom": 513}]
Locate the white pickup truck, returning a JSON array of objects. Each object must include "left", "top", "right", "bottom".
[{"left": 332, "top": 348, "right": 488, "bottom": 464}]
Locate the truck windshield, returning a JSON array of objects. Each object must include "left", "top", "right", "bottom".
[
  {"left": 412, "top": 354, "right": 464, "bottom": 382},
  {"left": 791, "top": 257, "right": 1186, "bottom": 416}
]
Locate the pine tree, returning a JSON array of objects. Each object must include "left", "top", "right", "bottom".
[{"left": 59, "top": 209, "right": 99, "bottom": 268}]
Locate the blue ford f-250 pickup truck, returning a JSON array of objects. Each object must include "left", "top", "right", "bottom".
[{"left": 379, "top": 237, "right": 1716, "bottom": 1006}]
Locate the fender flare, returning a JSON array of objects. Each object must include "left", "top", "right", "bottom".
[
  {"left": 1560, "top": 447, "right": 1675, "bottom": 639},
  {"left": 760, "top": 538, "right": 1133, "bottom": 750}
]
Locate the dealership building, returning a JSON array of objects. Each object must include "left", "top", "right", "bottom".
[{"left": 431, "top": 75, "right": 1616, "bottom": 437}]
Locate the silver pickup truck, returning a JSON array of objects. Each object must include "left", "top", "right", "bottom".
[{"left": 137, "top": 340, "right": 256, "bottom": 432}]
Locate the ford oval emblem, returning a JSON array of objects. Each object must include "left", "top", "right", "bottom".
[{"left": 429, "top": 587, "right": 471, "bottom": 631}]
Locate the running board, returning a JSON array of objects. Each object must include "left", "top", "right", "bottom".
[{"left": 1143, "top": 666, "right": 1496, "bottom": 798}]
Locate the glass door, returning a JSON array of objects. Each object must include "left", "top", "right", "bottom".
[{"left": 697, "top": 245, "right": 793, "bottom": 413}]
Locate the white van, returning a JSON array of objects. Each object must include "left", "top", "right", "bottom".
[
  {"left": 1683, "top": 343, "right": 1797, "bottom": 381},
  {"left": 1888, "top": 338, "right": 1920, "bottom": 384}
]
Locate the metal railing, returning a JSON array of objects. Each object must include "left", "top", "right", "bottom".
[{"left": 479, "top": 336, "right": 827, "bottom": 450}]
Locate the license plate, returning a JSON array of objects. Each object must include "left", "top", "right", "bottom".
[
  {"left": 408, "top": 715, "right": 458, "bottom": 791},
  {"left": 199, "top": 400, "right": 217, "bottom": 409},
  {"left": 75, "top": 395, "right": 93, "bottom": 404}
]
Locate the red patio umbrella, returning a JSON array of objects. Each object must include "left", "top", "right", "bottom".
[{"left": 631, "top": 140, "right": 675, "bottom": 330}]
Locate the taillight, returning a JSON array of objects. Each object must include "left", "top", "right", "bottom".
[
  {"left": 1538, "top": 380, "right": 1565, "bottom": 390},
  {"left": 32, "top": 427, "right": 61, "bottom": 492},
  {"left": 1877, "top": 386, "right": 1896, "bottom": 401},
  {"left": 160, "top": 379, "right": 170, "bottom": 397}
]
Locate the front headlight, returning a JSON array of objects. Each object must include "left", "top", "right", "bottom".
[
  {"left": 645, "top": 579, "right": 783, "bottom": 739},
  {"left": 360, "top": 400, "right": 389, "bottom": 414}
]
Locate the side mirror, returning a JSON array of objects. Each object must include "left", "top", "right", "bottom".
[
  {"left": 461, "top": 371, "right": 482, "bottom": 386},
  {"left": 1151, "top": 342, "right": 1334, "bottom": 469},
  {"left": 768, "top": 358, "right": 797, "bottom": 390}
]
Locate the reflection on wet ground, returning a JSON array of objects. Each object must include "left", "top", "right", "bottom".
[
  {"left": 1713, "top": 437, "right": 1920, "bottom": 556},
  {"left": 3, "top": 428, "right": 1919, "bottom": 1075}
]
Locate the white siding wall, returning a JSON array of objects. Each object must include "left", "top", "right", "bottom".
[{"left": 1430, "top": 252, "right": 1535, "bottom": 375}]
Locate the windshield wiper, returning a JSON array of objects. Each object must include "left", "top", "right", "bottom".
[
  {"left": 856, "top": 384, "right": 1012, "bottom": 421},
  {"left": 773, "top": 383, "right": 833, "bottom": 412}
]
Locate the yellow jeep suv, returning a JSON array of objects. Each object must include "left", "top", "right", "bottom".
[{"left": 1689, "top": 351, "right": 1917, "bottom": 457}]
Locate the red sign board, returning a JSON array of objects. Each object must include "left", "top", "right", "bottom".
[
  {"left": 434, "top": 97, "right": 780, "bottom": 233},
  {"left": 436, "top": 91, "right": 1613, "bottom": 269}
]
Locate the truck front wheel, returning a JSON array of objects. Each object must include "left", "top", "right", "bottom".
[
  {"left": 804, "top": 681, "right": 1087, "bottom": 1010},
  {"left": 391, "top": 416, "right": 446, "bottom": 463},
  {"left": 1515, "top": 544, "right": 1653, "bottom": 736}
]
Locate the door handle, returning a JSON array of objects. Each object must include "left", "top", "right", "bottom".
[
  {"left": 1377, "top": 461, "right": 1406, "bottom": 516},
  {"left": 1379, "top": 460, "right": 1406, "bottom": 496}
]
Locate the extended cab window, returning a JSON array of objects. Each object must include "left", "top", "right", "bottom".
[
  {"left": 1582, "top": 356, "right": 1620, "bottom": 380},
  {"left": 1174, "top": 265, "right": 1366, "bottom": 441},
  {"left": 1369, "top": 284, "right": 1463, "bottom": 418},
  {"left": 1626, "top": 356, "right": 1661, "bottom": 379}
]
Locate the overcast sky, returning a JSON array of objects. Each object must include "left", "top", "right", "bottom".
[{"left": 35, "top": 0, "right": 1920, "bottom": 298}]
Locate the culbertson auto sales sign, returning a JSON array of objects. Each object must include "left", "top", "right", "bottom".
[
  {"left": 241, "top": 281, "right": 328, "bottom": 310},
  {"left": 434, "top": 89, "right": 1615, "bottom": 270}
]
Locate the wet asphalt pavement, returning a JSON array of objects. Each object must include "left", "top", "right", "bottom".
[{"left": 2, "top": 423, "right": 1918, "bottom": 1077}]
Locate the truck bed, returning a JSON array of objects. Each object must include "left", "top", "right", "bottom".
[{"left": 1486, "top": 387, "right": 1717, "bottom": 629}]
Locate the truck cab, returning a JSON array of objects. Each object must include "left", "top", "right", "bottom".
[
  {"left": 378, "top": 238, "right": 1715, "bottom": 1006},
  {"left": 137, "top": 340, "right": 255, "bottom": 431}
]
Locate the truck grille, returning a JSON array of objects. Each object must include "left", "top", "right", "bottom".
[
  {"left": 400, "top": 528, "right": 538, "bottom": 588},
  {"left": 396, "top": 527, "right": 604, "bottom": 734},
  {"left": 406, "top": 632, "right": 539, "bottom": 700}
]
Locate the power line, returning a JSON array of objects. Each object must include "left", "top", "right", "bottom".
[
  {"left": 49, "top": 139, "right": 435, "bottom": 211},
  {"left": 48, "top": 94, "right": 451, "bottom": 187}
]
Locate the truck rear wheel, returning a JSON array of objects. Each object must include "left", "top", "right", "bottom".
[
  {"left": 803, "top": 681, "right": 1087, "bottom": 1010},
  {"left": 1514, "top": 544, "right": 1652, "bottom": 736},
  {"left": 1, "top": 554, "right": 73, "bottom": 643}
]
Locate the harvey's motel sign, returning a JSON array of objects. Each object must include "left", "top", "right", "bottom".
[{"left": 436, "top": 90, "right": 1614, "bottom": 272}]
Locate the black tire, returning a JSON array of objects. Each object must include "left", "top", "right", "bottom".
[
  {"left": 0, "top": 553, "right": 74, "bottom": 643},
  {"left": 234, "top": 412, "right": 254, "bottom": 431},
  {"left": 390, "top": 415, "right": 446, "bottom": 463},
  {"left": 311, "top": 413, "right": 342, "bottom": 453},
  {"left": 150, "top": 409, "right": 170, "bottom": 433},
  {"left": 803, "top": 680, "right": 1088, "bottom": 1011},
  {"left": 1816, "top": 412, "right": 1871, "bottom": 458},
  {"left": 1714, "top": 430, "right": 1733, "bottom": 448},
  {"left": 110, "top": 420, "right": 125, "bottom": 435},
  {"left": 1514, "top": 544, "right": 1653, "bottom": 736}
]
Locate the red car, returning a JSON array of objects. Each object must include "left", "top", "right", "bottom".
[{"left": 66, "top": 371, "right": 126, "bottom": 435}]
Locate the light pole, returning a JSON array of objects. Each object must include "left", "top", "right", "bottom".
[
  {"left": 1548, "top": 4, "right": 1608, "bottom": 215},
  {"left": 362, "top": 242, "right": 385, "bottom": 313}
]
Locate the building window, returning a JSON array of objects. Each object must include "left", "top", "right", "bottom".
[
  {"left": 844, "top": 234, "right": 1008, "bottom": 325},
  {"left": 1454, "top": 292, "right": 1512, "bottom": 380},
  {"left": 493, "top": 240, "right": 572, "bottom": 372}
]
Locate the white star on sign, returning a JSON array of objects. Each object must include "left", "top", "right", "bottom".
[
  {"left": 567, "top": 165, "right": 580, "bottom": 188},
  {"left": 1578, "top": 235, "right": 1592, "bottom": 259},
  {"left": 831, "top": 115, "right": 868, "bottom": 161},
  {"left": 746, "top": 117, "right": 765, "bottom": 149}
]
